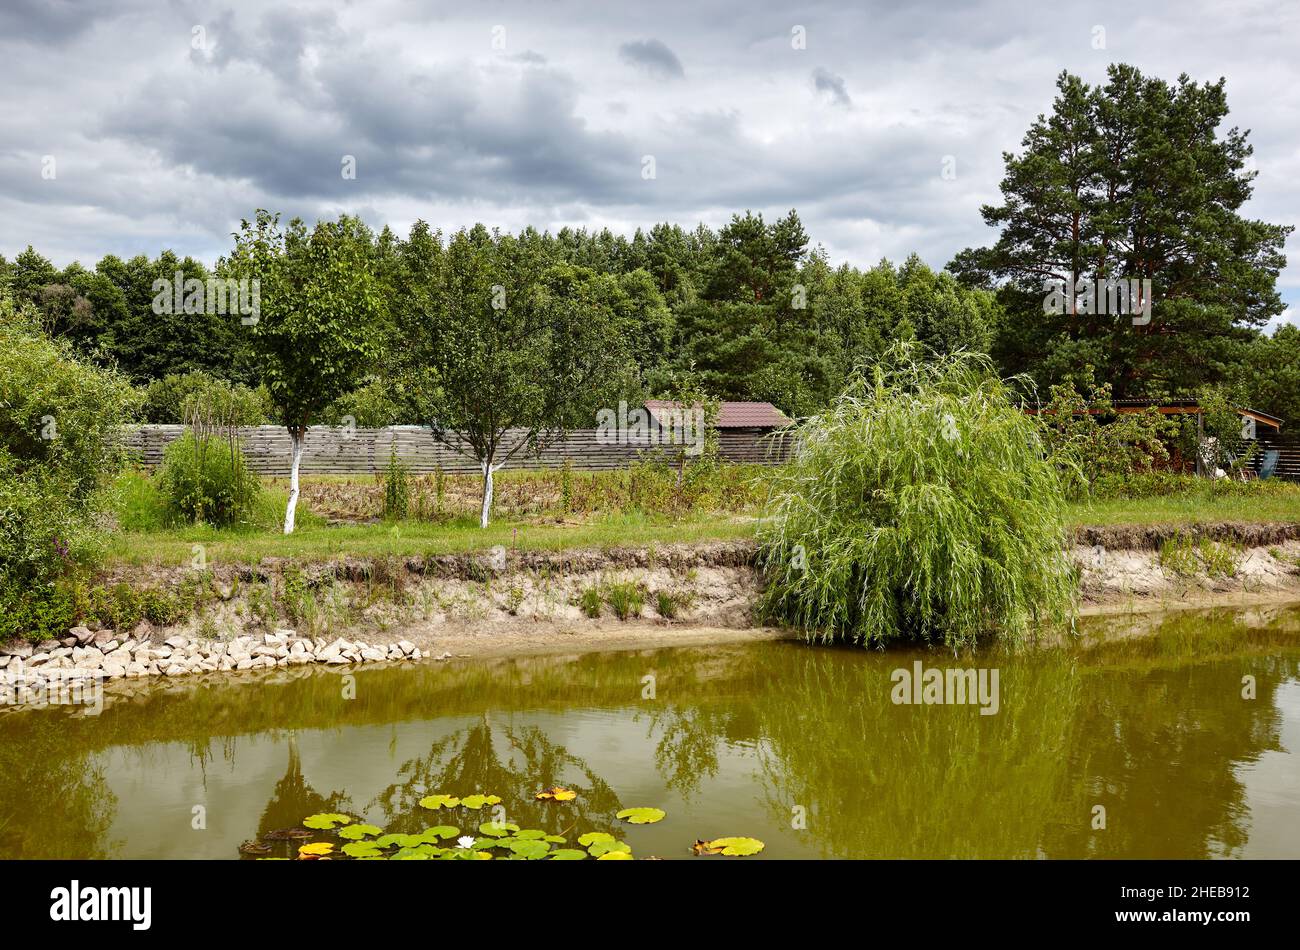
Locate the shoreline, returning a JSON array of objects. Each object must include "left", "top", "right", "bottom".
[{"left": 3, "top": 534, "right": 1300, "bottom": 704}]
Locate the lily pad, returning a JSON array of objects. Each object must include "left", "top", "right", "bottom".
[
  {"left": 375, "top": 833, "right": 424, "bottom": 849},
  {"left": 507, "top": 839, "right": 552, "bottom": 860},
  {"left": 302, "top": 813, "right": 352, "bottom": 830},
  {"left": 478, "top": 821, "right": 519, "bottom": 838},
  {"left": 417, "top": 794, "right": 460, "bottom": 810},
  {"left": 548, "top": 848, "right": 588, "bottom": 860},
  {"left": 616, "top": 807, "right": 666, "bottom": 825},
  {"left": 596, "top": 851, "right": 634, "bottom": 860},
  {"left": 535, "top": 786, "right": 578, "bottom": 801},
  {"left": 513, "top": 829, "right": 547, "bottom": 840},
  {"left": 341, "top": 841, "right": 383, "bottom": 858},
  {"left": 578, "top": 831, "right": 617, "bottom": 848},
  {"left": 692, "top": 836, "right": 765, "bottom": 856},
  {"left": 298, "top": 842, "right": 334, "bottom": 856},
  {"left": 337, "top": 824, "right": 384, "bottom": 840},
  {"left": 587, "top": 838, "right": 632, "bottom": 858},
  {"left": 459, "top": 794, "right": 502, "bottom": 809},
  {"left": 421, "top": 825, "right": 461, "bottom": 841}
]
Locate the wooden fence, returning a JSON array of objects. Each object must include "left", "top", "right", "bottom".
[
  {"left": 1250, "top": 436, "right": 1300, "bottom": 482},
  {"left": 120, "top": 425, "right": 791, "bottom": 476}
]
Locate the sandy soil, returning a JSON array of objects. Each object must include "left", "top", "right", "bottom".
[{"left": 45, "top": 536, "right": 1300, "bottom": 662}]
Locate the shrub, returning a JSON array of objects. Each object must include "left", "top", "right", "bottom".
[
  {"left": 142, "top": 371, "right": 271, "bottom": 425},
  {"left": 758, "top": 344, "right": 1076, "bottom": 649},
  {"left": 1039, "top": 377, "right": 1169, "bottom": 497},
  {"left": 0, "top": 295, "right": 140, "bottom": 505},
  {"left": 381, "top": 446, "right": 411, "bottom": 520},
  {"left": 156, "top": 431, "right": 261, "bottom": 527},
  {"left": 0, "top": 296, "right": 137, "bottom": 605}
]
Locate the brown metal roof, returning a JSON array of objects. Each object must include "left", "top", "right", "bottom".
[{"left": 644, "top": 400, "right": 791, "bottom": 429}]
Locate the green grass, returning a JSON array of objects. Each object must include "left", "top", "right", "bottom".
[
  {"left": 101, "top": 466, "right": 1300, "bottom": 570},
  {"left": 104, "top": 510, "right": 755, "bottom": 567},
  {"left": 1064, "top": 488, "right": 1300, "bottom": 526}
]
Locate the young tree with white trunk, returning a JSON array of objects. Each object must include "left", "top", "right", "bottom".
[
  {"left": 227, "top": 211, "right": 381, "bottom": 533},
  {"left": 397, "top": 225, "right": 635, "bottom": 528}
]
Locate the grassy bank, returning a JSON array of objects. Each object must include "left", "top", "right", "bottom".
[{"left": 99, "top": 466, "right": 1300, "bottom": 569}]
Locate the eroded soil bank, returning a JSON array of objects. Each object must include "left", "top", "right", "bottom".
[
  {"left": 64, "top": 529, "right": 1300, "bottom": 660},
  {"left": 4, "top": 526, "right": 1300, "bottom": 680}
]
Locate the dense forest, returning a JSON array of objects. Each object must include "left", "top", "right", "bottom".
[{"left": 2, "top": 65, "right": 1295, "bottom": 428}]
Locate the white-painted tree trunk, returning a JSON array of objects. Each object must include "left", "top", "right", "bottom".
[
  {"left": 479, "top": 459, "right": 502, "bottom": 529},
  {"left": 284, "top": 429, "right": 304, "bottom": 534}
]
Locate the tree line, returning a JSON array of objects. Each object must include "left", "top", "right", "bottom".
[{"left": 1, "top": 63, "right": 1296, "bottom": 529}]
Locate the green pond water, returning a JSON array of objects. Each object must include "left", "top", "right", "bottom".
[{"left": 3, "top": 604, "right": 1300, "bottom": 860}]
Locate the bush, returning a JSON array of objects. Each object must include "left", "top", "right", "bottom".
[
  {"left": 156, "top": 431, "right": 261, "bottom": 527},
  {"left": 381, "top": 446, "right": 410, "bottom": 520},
  {"left": 758, "top": 344, "right": 1076, "bottom": 649},
  {"left": 1039, "top": 377, "right": 1169, "bottom": 497},
  {"left": 141, "top": 372, "right": 272, "bottom": 426},
  {"left": 0, "top": 295, "right": 137, "bottom": 606},
  {"left": 0, "top": 295, "right": 140, "bottom": 505}
]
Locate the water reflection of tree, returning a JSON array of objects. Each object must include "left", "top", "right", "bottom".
[
  {"left": 366, "top": 716, "right": 624, "bottom": 835},
  {"left": 0, "top": 711, "right": 118, "bottom": 859},
  {"left": 749, "top": 616, "right": 1297, "bottom": 858},
  {"left": 253, "top": 733, "right": 351, "bottom": 840},
  {"left": 644, "top": 705, "right": 727, "bottom": 799},
  {"left": 746, "top": 646, "right": 1089, "bottom": 858}
]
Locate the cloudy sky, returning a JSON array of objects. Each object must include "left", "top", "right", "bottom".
[{"left": 2, "top": 0, "right": 1298, "bottom": 325}]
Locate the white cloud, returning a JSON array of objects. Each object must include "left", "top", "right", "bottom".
[{"left": 0, "top": 0, "right": 1294, "bottom": 321}]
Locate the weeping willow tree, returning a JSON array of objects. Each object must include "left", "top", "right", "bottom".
[{"left": 758, "top": 343, "right": 1076, "bottom": 649}]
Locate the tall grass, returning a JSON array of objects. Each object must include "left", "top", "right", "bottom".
[{"left": 758, "top": 345, "right": 1076, "bottom": 649}]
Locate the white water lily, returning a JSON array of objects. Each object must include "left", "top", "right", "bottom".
[{"left": 457, "top": 836, "right": 476, "bottom": 849}]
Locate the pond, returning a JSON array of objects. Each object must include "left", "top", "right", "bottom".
[{"left": 3, "top": 604, "right": 1300, "bottom": 859}]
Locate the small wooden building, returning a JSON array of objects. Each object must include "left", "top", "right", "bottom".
[{"left": 643, "top": 400, "right": 792, "bottom": 464}]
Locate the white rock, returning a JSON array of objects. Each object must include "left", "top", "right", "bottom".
[
  {"left": 126, "top": 663, "right": 148, "bottom": 678},
  {"left": 164, "top": 636, "right": 188, "bottom": 649},
  {"left": 102, "top": 663, "right": 127, "bottom": 679},
  {"left": 397, "top": 640, "right": 416, "bottom": 656},
  {"left": 164, "top": 664, "right": 186, "bottom": 676},
  {"left": 361, "top": 647, "right": 385, "bottom": 662},
  {"left": 235, "top": 658, "right": 254, "bottom": 671},
  {"left": 27, "top": 653, "right": 50, "bottom": 667},
  {"left": 325, "top": 655, "right": 349, "bottom": 665}
]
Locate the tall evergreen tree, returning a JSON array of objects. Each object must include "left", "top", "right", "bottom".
[{"left": 951, "top": 65, "right": 1291, "bottom": 396}]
